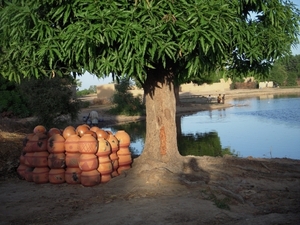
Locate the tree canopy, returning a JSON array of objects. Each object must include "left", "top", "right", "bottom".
[{"left": 1, "top": 0, "right": 299, "bottom": 83}]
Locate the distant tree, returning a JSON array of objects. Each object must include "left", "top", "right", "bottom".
[
  {"left": 88, "top": 85, "right": 97, "bottom": 93},
  {"left": 1, "top": 1, "right": 299, "bottom": 173}
]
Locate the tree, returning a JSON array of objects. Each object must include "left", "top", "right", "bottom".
[{"left": 1, "top": 0, "right": 299, "bottom": 173}]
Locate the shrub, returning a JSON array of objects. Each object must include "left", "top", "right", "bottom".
[
  {"left": 0, "top": 77, "right": 31, "bottom": 118},
  {"left": 19, "top": 76, "right": 81, "bottom": 128}
]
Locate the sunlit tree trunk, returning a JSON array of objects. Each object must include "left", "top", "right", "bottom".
[{"left": 135, "top": 68, "right": 182, "bottom": 172}]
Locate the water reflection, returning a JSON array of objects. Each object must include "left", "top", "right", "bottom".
[{"left": 103, "top": 94, "right": 300, "bottom": 159}]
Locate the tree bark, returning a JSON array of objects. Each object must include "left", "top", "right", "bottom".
[
  {"left": 174, "top": 84, "right": 181, "bottom": 106},
  {"left": 135, "top": 68, "right": 182, "bottom": 172}
]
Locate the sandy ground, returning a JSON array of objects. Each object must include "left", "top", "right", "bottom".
[{"left": 1, "top": 88, "right": 300, "bottom": 225}]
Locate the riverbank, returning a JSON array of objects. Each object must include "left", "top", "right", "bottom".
[{"left": 78, "top": 87, "right": 300, "bottom": 126}]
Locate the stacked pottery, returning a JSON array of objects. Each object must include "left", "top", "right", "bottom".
[
  {"left": 78, "top": 132, "right": 100, "bottom": 187},
  {"left": 106, "top": 133, "right": 120, "bottom": 177},
  {"left": 19, "top": 133, "right": 35, "bottom": 181},
  {"left": 96, "top": 138, "right": 112, "bottom": 183},
  {"left": 115, "top": 130, "right": 132, "bottom": 174},
  {"left": 64, "top": 133, "right": 81, "bottom": 184},
  {"left": 47, "top": 134, "right": 66, "bottom": 184}
]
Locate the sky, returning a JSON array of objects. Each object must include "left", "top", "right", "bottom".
[{"left": 78, "top": 0, "right": 300, "bottom": 90}]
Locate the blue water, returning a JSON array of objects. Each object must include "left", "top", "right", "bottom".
[
  {"left": 181, "top": 95, "right": 300, "bottom": 159},
  {"left": 105, "top": 95, "right": 300, "bottom": 159}
]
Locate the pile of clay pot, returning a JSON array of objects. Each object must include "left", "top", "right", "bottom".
[{"left": 17, "top": 124, "right": 132, "bottom": 187}]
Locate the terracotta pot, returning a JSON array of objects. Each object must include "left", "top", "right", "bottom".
[
  {"left": 115, "top": 130, "right": 130, "bottom": 147},
  {"left": 47, "top": 128, "right": 61, "bottom": 137},
  {"left": 32, "top": 151, "right": 49, "bottom": 167},
  {"left": 33, "top": 133, "right": 48, "bottom": 152},
  {"left": 24, "top": 167, "right": 34, "bottom": 182},
  {"left": 84, "top": 130, "right": 97, "bottom": 139},
  {"left": 23, "top": 133, "right": 35, "bottom": 152},
  {"left": 65, "top": 167, "right": 81, "bottom": 184},
  {"left": 107, "top": 134, "right": 119, "bottom": 152},
  {"left": 19, "top": 152, "right": 26, "bottom": 164},
  {"left": 81, "top": 170, "right": 100, "bottom": 187},
  {"left": 62, "top": 126, "right": 76, "bottom": 139},
  {"left": 49, "top": 169, "right": 65, "bottom": 184},
  {"left": 17, "top": 164, "right": 29, "bottom": 179},
  {"left": 100, "top": 174, "right": 111, "bottom": 183},
  {"left": 95, "top": 129, "right": 109, "bottom": 140},
  {"left": 110, "top": 152, "right": 119, "bottom": 167},
  {"left": 47, "top": 134, "right": 65, "bottom": 153},
  {"left": 79, "top": 154, "right": 98, "bottom": 171},
  {"left": 33, "top": 125, "right": 47, "bottom": 134},
  {"left": 33, "top": 167, "right": 49, "bottom": 184},
  {"left": 111, "top": 170, "right": 119, "bottom": 177},
  {"left": 90, "top": 126, "right": 100, "bottom": 133},
  {"left": 97, "top": 156, "right": 113, "bottom": 175},
  {"left": 48, "top": 153, "right": 66, "bottom": 169},
  {"left": 78, "top": 134, "right": 97, "bottom": 154},
  {"left": 96, "top": 138, "right": 111, "bottom": 157},
  {"left": 76, "top": 125, "right": 90, "bottom": 137},
  {"left": 117, "top": 165, "right": 131, "bottom": 174},
  {"left": 117, "top": 146, "right": 131, "bottom": 155},
  {"left": 24, "top": 152, "right": 35, "bottom": 167},
  {"left": 64, "top": 134, "right": 80, "bottom": 153},
  {"left": 117, "top": 153, "right": 132, "bottom": 166},
  {"left": 65, "top": 152, "right": 81, "bottom": 168}
]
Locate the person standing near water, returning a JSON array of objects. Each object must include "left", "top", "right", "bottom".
[
  {"left": 217, "top": 94, "right": 222, "bottom": 103},
  {"left": 222, "top": 94, "right": 225, "bottom": 104}
]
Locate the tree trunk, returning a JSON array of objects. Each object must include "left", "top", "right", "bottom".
[
  {"left": 174, "top": 84, "right": 181, "bottom": 106},
  {"left": 135, "top": 68, "right": 182, "bottom": 173}
]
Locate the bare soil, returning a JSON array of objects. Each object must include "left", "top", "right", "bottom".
[{"left": 1, "top": 88, "right": 300, "bottom": 225}]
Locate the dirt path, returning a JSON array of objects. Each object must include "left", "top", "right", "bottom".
[{"left": 1, "top": 88, "right": 300, "bottom": 225}]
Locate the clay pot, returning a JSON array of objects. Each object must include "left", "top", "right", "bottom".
[
  {"left": 81, "top": 170, "right": 100, "bottom": 187},
  {"left": 97, "top": 156, "right": 113, "bottom": 175},
  {"left": 95, "top": 129, "right": 109, "bottom": 140},
  {"left": 48, "top": 153, "right": 66, "bottom": 169},
  {"left": 32, "top": 151, "right": 49, "bottom": 167},
  {"left": 23, "top": 133, "right": 35, "bottom": 152},
  {"left": 107, "top": 134, "right": 119, "bottom": 152},
  {"left": 79, "top": 154, "right": 98, "bottom": 171},
  {"left": 17, "top": 164, "right": 30, "bottom": 179},
  {"left": 62, "top": 126, "right": 76, "bottom": 139},
  {"left": 47, "top": 134, "right": 65, "bottom": 153},
  {"left": 109, "top": 152, "right": 119, "bottom": 177},
  {"left": 115, "top": 130, "right": 130, "bottom": 147},
  {"left": 90, "top": 126, "right": 100, "bottom": 133},
  {"left": 117, "top": 146, "right": 132, "bottom": 166},
  {"left": 24, "top": 152, "right": 35, "bottom": 167},
  {"left": 65, "top": 167, "right": 81, "bottom": 184},
  {"left": 84, "top": 130, "right": 97, "bottom": 139},
  {"left": 96, "top": 138, "right": 111, "bottom": 157},
  {"left": 76, "top": 125, "right": 90, "bottom": 137},
  {"left": 101, "top": 174, "right": 111, "bottom": 183},
  {"left": 64, "top": 134, "right": 80, "bottom": 153},
  {"left": 24, "top": 167, "right": 34, "bottom": 182},
  {"left": 49, "top": 169, "right": 65, "bottom": 184},
  {"left": 33, "top": 125, "right": 47, "bottom": 134},
  {"left": 34, "top": 133, "right": 48, "bottom": 152},
  {"left": 65, "top": 152, "right": 81, "bottom": 168},
  {"left": 19, "top": 152, "right": 26, "bottom": 164},
  {"left": 32, "top": 167, "right": 49, "bottom": 184},
  {"left": 48, "top": 128, "right": 61, "bottom": 137},
  {"left": 78, "top": 134, "right": 97, "bottom": 154},
  {"left": 117, "top": 165, "right": 131, "bottom": 174}
]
